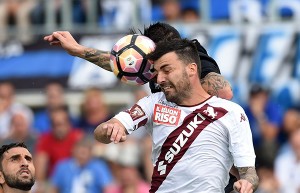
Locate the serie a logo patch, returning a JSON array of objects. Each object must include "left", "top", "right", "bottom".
[{"left": 153, "top": 104, "right": 181, "bottom": 126}]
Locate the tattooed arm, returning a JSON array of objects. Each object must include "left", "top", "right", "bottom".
[
  {"left": 233, "top": 166, "right": 259, "bottom": 193},
  {"left": 44, "top": 31, "right": 113, "bottom": 72},
  {"left": 200, "top": 72, "right": 233, "bottom": 100},
  {"left": 80, "top": 48, "right": 112, "bottom": 71}
]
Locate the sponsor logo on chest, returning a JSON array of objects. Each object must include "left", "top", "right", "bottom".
[{"left": 153, "top": 104, "right": 181, "bottom": 126}]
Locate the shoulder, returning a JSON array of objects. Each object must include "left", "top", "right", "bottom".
[
  {"left": 146, "top": 92, "right": 164, "bottom": 101},
  {"left": 208, "top": 97, "right": 247, "bottom": 122},
  {"left": 209, "top": 96, "right": 244, "bottom": 112},
  {"left": 137, "top": 92, "right": 167, "bottom": 107}
]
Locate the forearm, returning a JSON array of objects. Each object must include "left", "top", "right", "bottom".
[
  {"left": 237, "top": 166, "right": 259, "bottom": 191},
  {"left": 200, "top": 72, "right": 233, "bottom": 100},
  {"left": 77, "top": 46, "right": 112, "bottom": 72}
]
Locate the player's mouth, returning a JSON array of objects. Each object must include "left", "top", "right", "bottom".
[
  {"left": 161, "top": 86, "right": 172, "bottom": 92},
  {"left": 19, "top": 169, "right": 30, "bottom": 175},
  {"left": 160, "top": 83, "right": 173, "bottom": 92}
]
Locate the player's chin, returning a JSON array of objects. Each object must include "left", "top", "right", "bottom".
[{"left": 165, "top": 93, "right": 176, "bottom": 102}]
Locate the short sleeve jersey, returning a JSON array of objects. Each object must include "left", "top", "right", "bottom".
[{"left": 114, "top": 93, "right": 255, "bottom": 193}]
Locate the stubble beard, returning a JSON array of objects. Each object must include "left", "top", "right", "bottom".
[
  {"left": 165, "top": 72, "right": 192, "bottom": 104},
  {"left": 3, "top": 172, "right": 35, "bottom": 191}
]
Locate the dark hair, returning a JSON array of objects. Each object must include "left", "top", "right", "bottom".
[
  {"left": 0, "top": 142, "right": 28, "bottom": 169},
  {"left": 129, "top": 22, "right": 181, "bottom": 44},
  {"left": 147, "top": 38, "right": 202, "bottom": 78},
  {"left": 249, "top": 84, "right": 270, "bottom": 96},
  {"left": 49, "top": 105, "right": 70, "bottom": 126}
]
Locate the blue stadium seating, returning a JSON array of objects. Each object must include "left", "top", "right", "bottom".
[{"left": 0, "top": 50, "right": 74, "bottom": 79}]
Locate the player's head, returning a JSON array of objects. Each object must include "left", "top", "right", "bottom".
[
  {"left": 0, "top": 142, "right": 35, "bottom": 191},
  {"left": 129, "top": 22, "right": 181, "bottom": 44},
  {"left": 147, "top": 38, "right": 201, "bottom": 104}
]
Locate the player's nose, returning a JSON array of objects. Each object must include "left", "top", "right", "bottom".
[
  {"left": 156, "top": 72, "right": 166, "bottom": 85},
  {"left": 20, "top": 157, "right": 29, "bottom": 166}
]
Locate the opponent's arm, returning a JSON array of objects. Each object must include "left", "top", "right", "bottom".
[
  {"left": 82, "top": 48, "right": 112, "bottom": 71},
  {"left": 44, "top": 31, "right": 112, "bottom": 72},
  {"left": 94, "top": 118, "right": 127, "bottom": 144},
  {"left": 200, "top": 72, "right": 233, "bottom": 100},
  {"left": 234, "top": 166, "right": 259, "bottom": 193}
]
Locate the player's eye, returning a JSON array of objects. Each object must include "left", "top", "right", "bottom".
[
  {"left": 25, "top": 156, "right": 32, "bottom": 162},
  {"left": 10, "top": 156, "right": 19, "bottom": 162},
  {"left": 163, "top": 67, "right": 172, "bottom": 74}
]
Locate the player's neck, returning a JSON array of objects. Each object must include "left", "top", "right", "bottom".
[
  {"left": 3, "top": 186, "right": 31, "bottom": 193},
  {"left": 179, "top": 89, "right": 210, "bottom": 106}
]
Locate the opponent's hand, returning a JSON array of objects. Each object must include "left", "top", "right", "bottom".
[
  {"left": 43, "top": 31, "right": 84, "bottom": 56},
  {"left": 94, "top": 119, "right": 127, "bottom": 144},
  {"left": 233, "top": 179, "right": 254, "bottom": 193}
]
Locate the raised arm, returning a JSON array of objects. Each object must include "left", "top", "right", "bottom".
[
  {"left": 44, "top": 31, "right": 112, "bottom": 72},
  {"left": 233, "top": 166, "right": 259, "bottom": 193},
  {"left": 94, "top": 118, "right": 127, "bottom": 144},
  {"left": 200, "top": 72, "right": 233, "bottom": 100}
]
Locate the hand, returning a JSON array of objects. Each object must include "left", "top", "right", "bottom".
[
  {"left": 43, "top": 31, "right": 84, "bottom": 56},
  {"left": 94, "top": 119, "right": 127, "bottom": 144},
  {"left": 233, "top": 179, "right": 254, "bottom": 193},
  {"left": 104, "top": 122, "right": 127, "bottom": 143}
]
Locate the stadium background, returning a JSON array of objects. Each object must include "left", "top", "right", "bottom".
[{"left": 0, "top": 0, "right": 300, "bottom": 192}]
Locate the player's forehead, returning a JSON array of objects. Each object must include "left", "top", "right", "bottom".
[
  {"left": 153, "top": 52, "right": 180, "bottom": 70},
  {"left": 3, "top": 147, "right": 31, "bottom": 158}
]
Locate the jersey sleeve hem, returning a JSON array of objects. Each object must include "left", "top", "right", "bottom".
[
  {"left": 114, "top": 112, "right": 134, "bottom": 134},
  {"left": 234, "top": 156, "right": 256, "bottom": 167}
]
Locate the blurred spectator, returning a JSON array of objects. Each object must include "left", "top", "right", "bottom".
[
  {"left": 34, "top": 82, "right": 76, "bottom": 134},
  {"left": 161, "top": 0, "right": 181, "bottom": 22},
  {"left": 0, "top": 0, "right": 36, "bottom": 43},
  {"left": 34, "top": 106, "right": 83, "bottom": 192},
  {"left": 274, "top": 128, "right": 300, "bottom": 193},
  {"left": 244, "top": 84, "right": 284, "bottom": 167},
  {"left": 255, "top": 166, "right": 280, "bottom": 193},
  {"left": 76, "top": 87, "right": 112, "bottom": 136},
  {"left": 282, "top": 108, "right": 300, "bottom": 136},
  {"left": 277, "top": 108, "right": 300, "bottom": 151},
  {"left": 229, "top": 0, "right": 264, "bottom": 23},
  {"left": 0, "top": 81, "right": 34, "bottom": 140},
  {"left": 99, "top": 0, "right": 151, "bottom": 29},
  {"left": 1, "top": 109, "right": 37, "bottom": 153},
  {"left": 49, "top": 136, "right": 113, "bottom": 193},
  {"left": 106, "top": 139, "right": 150, "bottom": 193},
  {"left": 181, "top": 7, "right": 200, "bottom": 22}
]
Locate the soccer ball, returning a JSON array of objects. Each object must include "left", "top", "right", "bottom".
[{"left": 110, "top": 34, "right": 156, "bottom": 85}]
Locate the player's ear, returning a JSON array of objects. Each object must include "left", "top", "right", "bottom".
[
  {"left": 187, "top": 63, "right": 197, "bottom": 77},
  {"left": 0, "top": 171, "right": 5, "bottom": 184}
]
